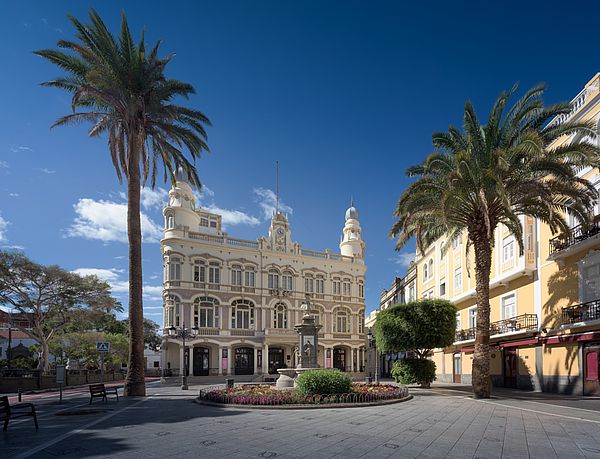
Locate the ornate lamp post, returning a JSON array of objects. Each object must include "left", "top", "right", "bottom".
[
  {"left": 367, "top": 328, "right": 379, "bottom": 384},
  {"left": 168, "top": 322, "right": 199, "bottom": 390}
]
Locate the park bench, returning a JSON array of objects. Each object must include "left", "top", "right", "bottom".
[
  {"left": 89, "top": 383, "right": 119, "bottom": 405},
  {"left": 1, "top": 395, "right": 39, "bottom": 431}
]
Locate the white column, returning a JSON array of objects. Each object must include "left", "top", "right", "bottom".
[
  {"left": 218, "top": 347, "right": 223, "bottom": 375},
  {"left": 254, "top": 347, "right": 259, "bottom": 374},
  {"left": 179, "top": 343, "right": 185, "bottom": 375},
  {"left": 263, "top": 343, "right": 269, "bottom": 373},
  {"left": 227, "top": 346, "right": 232, "bottom": 375},
  {"left": 350, "top": 348, "right": 355, "bottom": 373}
]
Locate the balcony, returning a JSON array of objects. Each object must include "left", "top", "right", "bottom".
[
  {"left": 562, "top": 299, "right": 600, "bottom": 325},
  {"left": 549, "top": 220, "right": 600, "bottom": 257},
  {"left": 455, "top": 314, "right": 538, "bottom": 342}
]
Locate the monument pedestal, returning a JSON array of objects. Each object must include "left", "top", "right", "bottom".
[{"left": 275, "top": 368, "right": 297, "bottom": 389}]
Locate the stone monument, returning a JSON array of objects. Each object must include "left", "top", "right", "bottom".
[{"left": 276, "top": 296, "right": 322, "bottom": 388}]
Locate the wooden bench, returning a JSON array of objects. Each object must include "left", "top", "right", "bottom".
[
  {"left": 1, "top": 395, "right": 38, "bottom": 431},
  {"left": 89, "top": 384, "right": 119, "bottom": 405}
]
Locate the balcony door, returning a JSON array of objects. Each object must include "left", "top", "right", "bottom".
[
  {"left": 584, "top": 345, "right": 600, "bottom": 396},
  {"left": 234, "top": 347, "right": 254, "bottom": 375},
  {"left": 193, "top": 347, "right": 210, "bottom": 376}
]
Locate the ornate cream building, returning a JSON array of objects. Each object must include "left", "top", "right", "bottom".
[{"left": 160, "top": 172, "right": 367, "bottom": 379}]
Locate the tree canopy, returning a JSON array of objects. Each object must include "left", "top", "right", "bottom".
[{"left": 374, "top": 299, "right": 456, "bottom": 358}]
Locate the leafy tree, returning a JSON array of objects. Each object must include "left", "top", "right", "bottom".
[
  {"left": 50, "top": 332, "right": 128, "bottom": 370},
  {"left": 36, "top": 10, "right": 211, "bottom": 395},
  {"left": 391, "top": 85, "right": 600, "bottom": 398},
  {"left": 0, "top": 251, "right": 119, "bottom": 371},
  {"left": 374, "top": 299, "right": 456, "bottom": 359}
]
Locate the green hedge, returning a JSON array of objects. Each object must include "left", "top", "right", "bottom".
[
  {"left": 391, "top": 359, "right": 436, "bottom": 387},
  {"left": 295, "top": 369, "right": 353, "bottom": 396}
]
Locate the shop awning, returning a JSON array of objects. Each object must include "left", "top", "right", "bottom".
[
  {"left": 498, "top": 338, "right": 540, "bottom": 348},
  {"left": 544, "top": 331, "right": 600, "bottom": 345}
]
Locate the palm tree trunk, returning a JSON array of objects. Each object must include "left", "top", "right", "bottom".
[
  {"left": 124, "top": 135, "right": 146, "bottom": 397},
  {"left": 471, "top": 233, "right": 492, "bottom": 399}
]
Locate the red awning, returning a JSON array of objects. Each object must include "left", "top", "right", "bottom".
[
  {"left": 460, "top": 347, "right": 474, "bottom": 353},
  {"left": 498, "top": 338, "right": 540, "bottom": 348},
  {"left": 544, "top": 331, "right": 600, "bottom": 345}
]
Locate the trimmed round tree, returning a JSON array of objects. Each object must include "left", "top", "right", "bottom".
[{"left": 374, "top": 299, "right": 456, "bottom": 387}]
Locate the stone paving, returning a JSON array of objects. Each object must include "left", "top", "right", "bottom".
[{"left": 3, "top": 382, "right": 600, "bottom": 458}]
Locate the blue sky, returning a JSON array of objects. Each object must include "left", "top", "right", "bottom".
[{"left": 0, "top": 1, "right": 598, "bottom": 324}]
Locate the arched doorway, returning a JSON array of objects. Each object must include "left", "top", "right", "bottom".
[
  {"left": 333, "top": 348, "right": 346, "bottom": 372},
  {"left": 235, "top": 347, "right": 254, "bottom": 375},
  {"left": 268, "top": 348, "right": 285, "bottom": 374},
  {"left": 193, "top": 347, "right": 210, "bottom": 376}
]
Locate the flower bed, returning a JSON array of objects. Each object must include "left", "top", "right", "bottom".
[{"left": 198, "top": 383, "right": 408, "bottom": 406}]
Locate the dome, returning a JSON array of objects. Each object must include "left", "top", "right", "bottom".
[{"left": 345, "top": 206, "right": 359, "bottom": 221}]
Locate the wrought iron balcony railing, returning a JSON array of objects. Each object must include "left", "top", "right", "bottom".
[
  {"left": 549, "top": 220, "right": 600, "bottom": 255},
  {"left": 562, "top": 299, "right": 600, "bottom": 324},
  {"left": 455, "top": 314, "right": 538, "bottom": 342}
]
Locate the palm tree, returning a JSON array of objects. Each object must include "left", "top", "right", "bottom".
[
  {"left": 391, "top": 85, "right": 599, "bottom": 398},
  {"left": 36, "top": 10, "right": 211, "bottom": 396}
]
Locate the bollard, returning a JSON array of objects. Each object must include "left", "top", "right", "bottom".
[
  {"left": 18, "top": 387, "right": 22, "bottom": 402},
  {"left": 365, "top": 376, "right": 372, "bottom": 384},
  {"left": 225, "top": 378, "right": 234, "bottom": 389}
]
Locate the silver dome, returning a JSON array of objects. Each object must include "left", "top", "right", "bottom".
[{"left": 345, "top": 206, "right": 359, "bottom": 220}]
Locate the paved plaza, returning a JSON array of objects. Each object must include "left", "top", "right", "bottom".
[{"left": 3, "top": 382, "right": 600, "bottom": 458}]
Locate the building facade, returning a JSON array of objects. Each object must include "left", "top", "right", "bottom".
[
  {"left": 414, "top": 73, "right": 600, "bottom": 395},
  {"left": 365, "top": 265, "right": 417, "bottom": 378},
  {"left": 160, "top": 173, "right": 367, "bottom": 378}
]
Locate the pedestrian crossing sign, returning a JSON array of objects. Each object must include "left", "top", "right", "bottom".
[{"left": 96, "top": 342, "right": 110, "bottom": 353}]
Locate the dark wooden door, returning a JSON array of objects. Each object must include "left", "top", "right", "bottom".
[
  {"left": 584, "top": 346, "right": 600, "bottom": 396},
  {"left": 268, "top": 348, "right": 285, "bottom": 374},
  {"left": 333, "top": 348, "right": 346, "bottom": 371},
  {"left": 453, "top": 353, "right": 461, "bottom": 384},
  {"left": 504, "top": 349, "right": 518, "bottom": 388},
  {"left": 235, "top": 347, "right": 254, "bottom": 375},
  {"left": 193, "top": 347, "right": 210, "bottom": 376}
]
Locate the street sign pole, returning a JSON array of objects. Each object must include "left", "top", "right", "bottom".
[
  {"left": 96, "top": 342, "right": 110, "bottom": 384},
  {"left": 100, "top": 353, "right": 104, "bottom": 383},
  {"left": 56, "top": 364, "right": 66, "bottom": 403}
]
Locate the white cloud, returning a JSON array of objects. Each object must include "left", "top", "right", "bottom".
[
  {"left": 2, "top": 245, "right": 24, "bottom": 250},
  {"left": 38, "top": 168, "right": 56, "bottom": 174},
  {"left": 0, "top": 161, "right": 8, "bottom": 168},
  {"left": 9, "top": 145, "right": 32, "bottom": 153},
  {"left": 72, "top": 267, "right": 163, "bottom": 301},
  {"left": 140, "top": 187, "right": 168, "bottom": 210},
  {"left": 199, "top": 185, "right": 214, "bottom": 198},
  {"left": 67, "top": 198, "right": 163, "bottom": 243},
  {"left": 204, "top": 205, "right": 260, "bottom": 227},
  {"left": 253, "top": 187, "right": 293, "bottom": 220},
  {"left": 390, "top": 251, "right": 415, "bottom": 270},
  {"left": 9, "top": 193, "right": 18, "bottom": 197},
  {"left": 0, "top": 213, "right": 8, "bottom": 242}
]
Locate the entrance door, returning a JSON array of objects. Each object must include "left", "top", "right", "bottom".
[
  {"left": 235, "top": 347, "right": 254, "bottom": 375},
  {"left": 504, "top": 348, "right": 518, "bottom": 388},
  {"left": 584, "top": 346, "right": 600, "bottom": 396},
  {"left": 333, "top": 348, "right": 346, "bottom": 371},
  {"left": 193, "top": 347, "right": 210, "bottom": 376},
  {"left": 268, "top": 348, "right": 285, "bottom": 374},
  {"left": 453, "top": 353, "right": 461, "bottom": 383}
]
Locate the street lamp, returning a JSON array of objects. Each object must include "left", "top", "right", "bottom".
[
  {"left": 367, "top": 328, "right": 379, "bottom": 384},
  {"left": 168, "top": 322, "right": 199, "bottom": 390}
]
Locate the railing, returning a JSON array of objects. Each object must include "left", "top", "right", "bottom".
[
  {"left": 230, "top": 329, "right": 255, "bottom": 337},
  {"left": 196, "top": 328, "right": 220, "bottom": 336},
  {"left": 188, "top": 232, "right": 225, "bottom": 244},
  {"left": 226, "top": 237, "right": 259, "bottom": 249},
  {"left": 455, "top": 314, "right": 538, "bottom": 342},
  {"left": 300, "top": 248, "right": 328, "bottom": 259},
  {"left": 265, "top": 328, "right": 297, "bottom": 336},
  {"left": 547, "top": 85, "right": 590, "bottom": 128},
  {"left": 562, "top": 299, "right": 600, "bottom": 324},
  {"left": 549, "top": 221, "right": 600, "bottom": 255}
]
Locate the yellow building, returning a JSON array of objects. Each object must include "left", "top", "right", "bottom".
[{"left": 417, "top": 73, "right": 600, "bottom": 395}]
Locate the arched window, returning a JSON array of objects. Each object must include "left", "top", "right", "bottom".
[
  {"left": 193, "top": 297, "right": 220, "bottom": 328},
  {"left": 165, "top": 295, "right": 181, "bottom": 327},
  {"left": 282, "top": 271, "right": 293, "bottom": 290},
  {"left": 333, "top": 307, "right": 350, "bottom": 333},
  {"left": 168, "top": 256, "right": 182, "bottom": 281},
  {"left": 208, "top": 261, "right": 220, "bottom": 284},
  {"left": 423, "top": 263, "right": 428, "bottom": 281},
  {"left": 193, "top": 260, "right": 206, "bottom": 283},
  {"left": 231, "top": 299, "right": 255, "bottom": 329},
  {"left": 342, "top": 278, "right": 351, "bottom": 296},
  {"left": 305, "top": 274, "right": 314, "bottom": 293},
  {"left": 428, "top": 259, "right": 434, "bottom": 279},
  {"left": 316, "top": 275, "right": 325, "bottom": 294},
  {"left": 332, "top": 277, "right": 341, "bottom": 295},
  {"left": 166, "top": 213, "right": 175, "bottom": 229},
  {"left": 244, "top": 266, "right": 256, "bottom": 287},
  {"left": 358, "top": 280, "right": 364, "bottom": 298},
  {"left": 440, "top": 241, "right": 446, "bottom": 261},
  {"left": 231, "top": 264, "right": 242, "bottom": 286},
  {"left": 358, "top": 310, "right": 365, "bottom": 334},
  {"left": 268, "top": 269, "right": 280, "bottom": 289},
  {"left": 273, "top": 303, "right": 288, "bottom": 329}
]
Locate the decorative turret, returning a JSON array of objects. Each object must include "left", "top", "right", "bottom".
[
  {"left": 168, "top": 167, "right": 196, "bottom": 210},
  {"left": 339, "top": 200, "right": 365, "bottom": 259}
]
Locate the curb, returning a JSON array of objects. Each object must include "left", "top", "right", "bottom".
[{"left": 194, "top": 394, "right": 413, "bottom": 410}]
